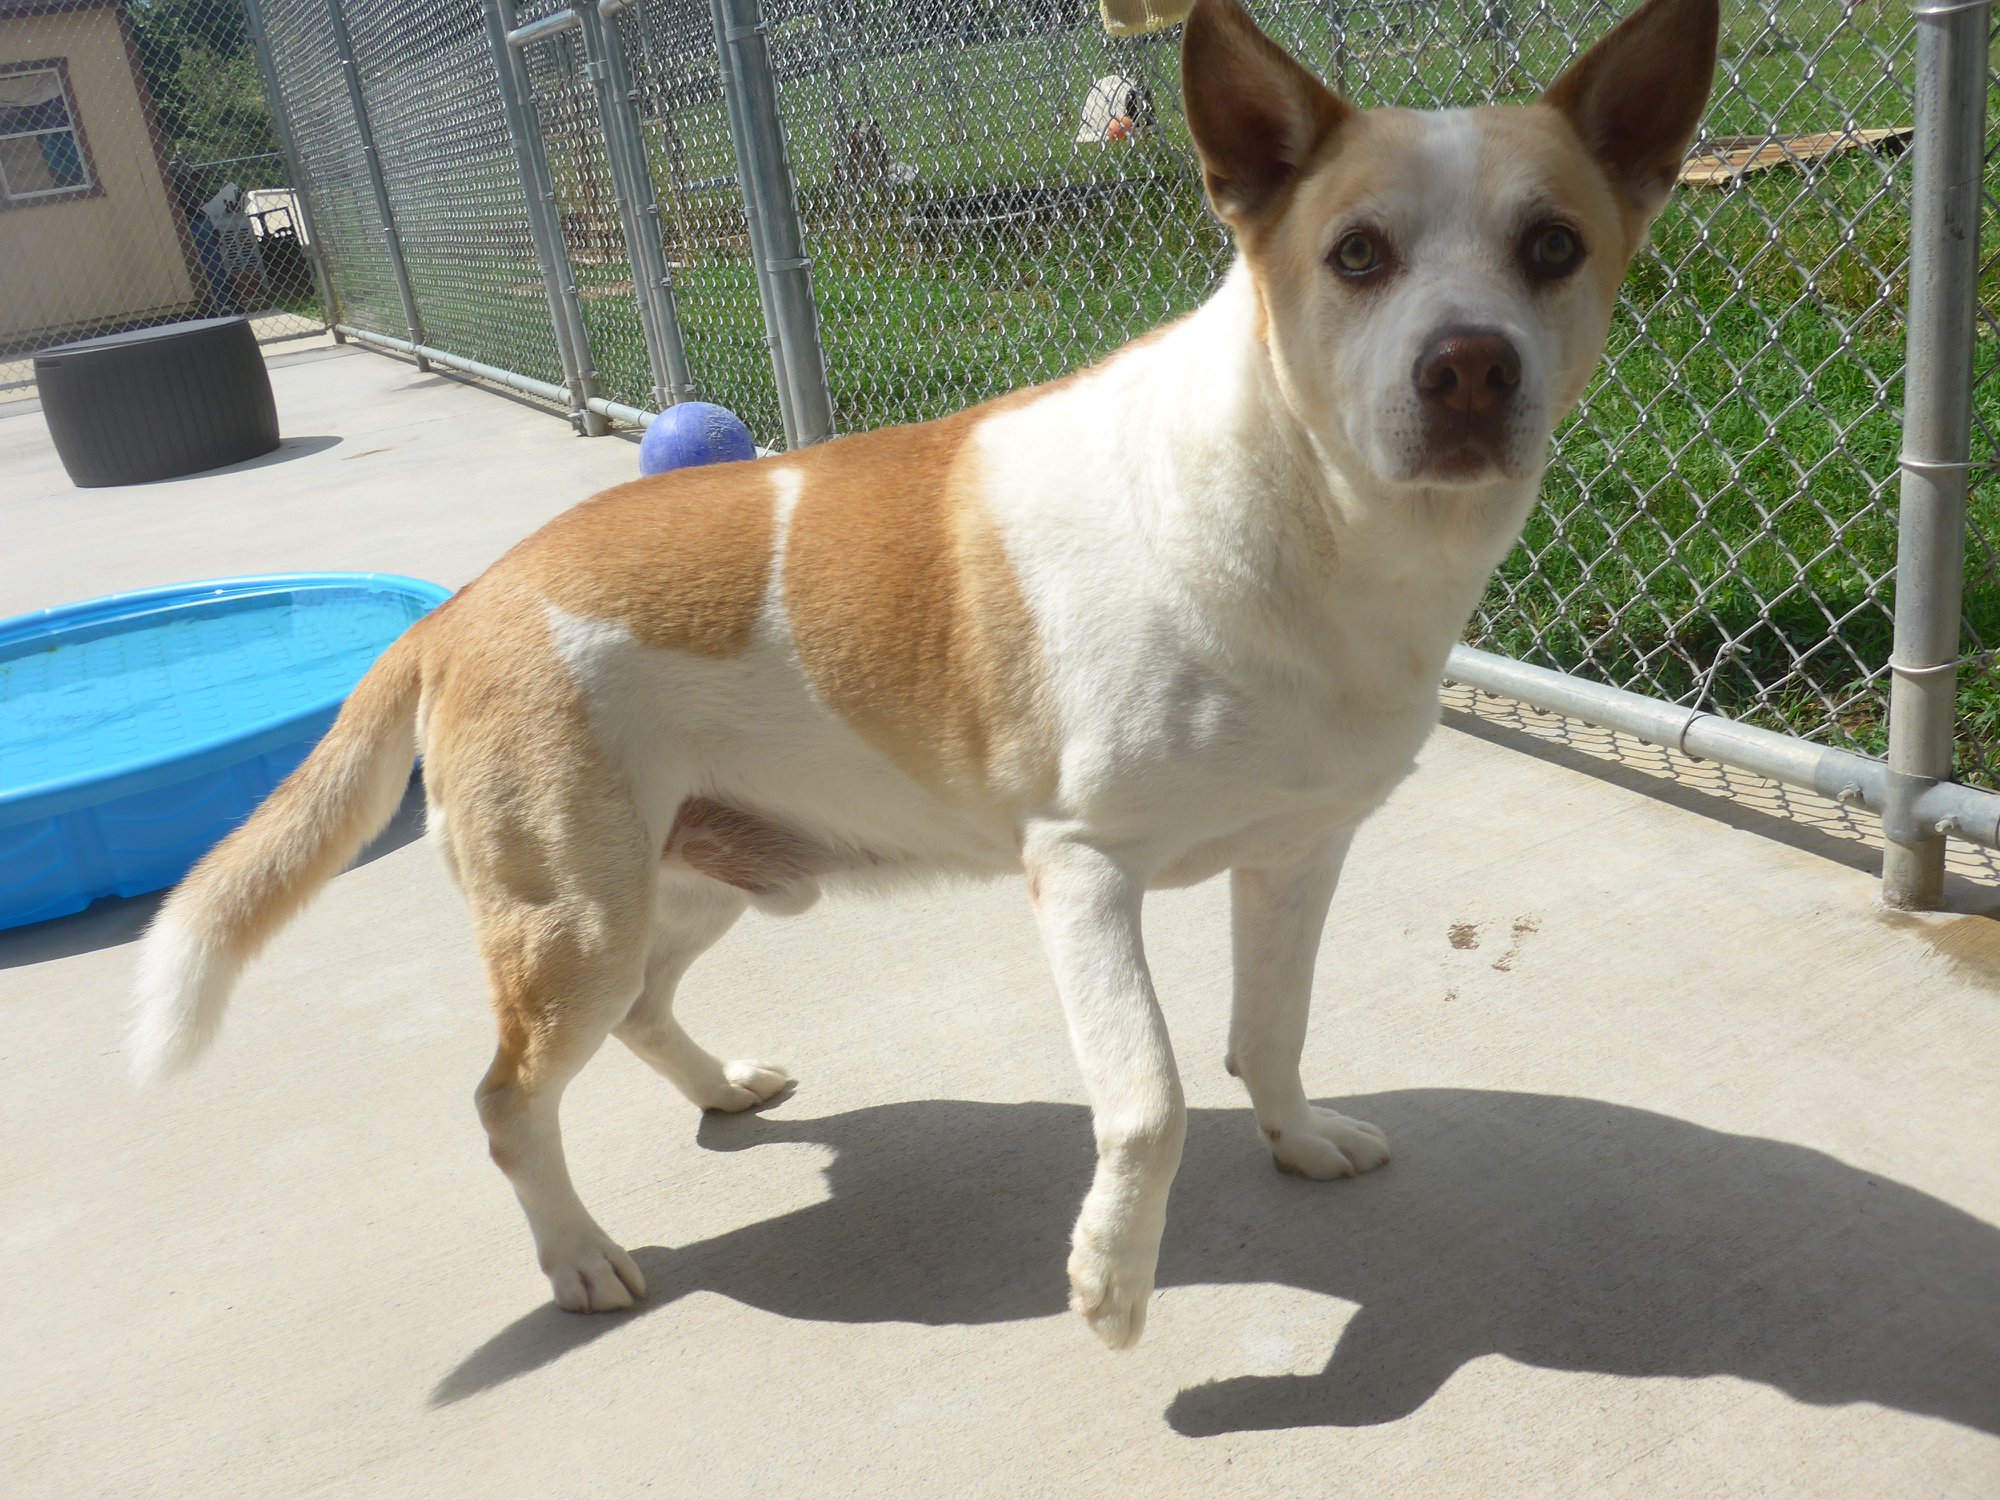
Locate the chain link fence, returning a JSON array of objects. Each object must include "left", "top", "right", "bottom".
[
  {"left": 620, "top": 0, "right": 787, "bottom": 439},
  {"left": 7, "top": 0, "right": 1994, "bottom": 887},
  {"left": 1, "top": 0, "right": 324, "bottom": 391},
  {"left": 520, "top": 7, "right": 650, "bottom": 405}
]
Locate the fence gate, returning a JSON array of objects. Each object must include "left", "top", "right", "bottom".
[
  {"left": 618, "top": 0, "right": 790, "bottom": 446},
  {"left": 484, "top": 0, "right": 825, "bottom": 448}
]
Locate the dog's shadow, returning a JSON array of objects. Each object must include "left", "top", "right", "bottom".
[{"left": 435, "top": 1090, "right": 2000, "bottom": 1438}]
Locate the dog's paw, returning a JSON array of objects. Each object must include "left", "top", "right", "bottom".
[
  {"left": 1067, "top": 1231, "right": 1155, "bottom": 1351},
  {"left": 702, "top": 1060, "right": 793, "bottom": 1113},
  {"left": 545, "top": 1239, "right": 646, "bottom": 1313},
  {"left": 1265, "top": 1107, "right": 1391, "bottom": 1180}
]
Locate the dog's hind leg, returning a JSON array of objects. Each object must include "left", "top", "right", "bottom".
[
  {"left": 1228, "top": 830, "right": 1390, "bottom": 1180},
  {"left": 477, "top": 1004, "right": 642, "bottom": 1311},
  {"left": 455, "top": 781, "right": 659, "bottom": 1312},
  {"left": 473, "top": 879, "right": 655, "bottom": 1311},
  {"left": 614, "top": 872, "right": 792, "bottom": 1113}
]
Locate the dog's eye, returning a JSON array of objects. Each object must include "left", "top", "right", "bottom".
[
  {"left": 1524, "top": 222, "right": 1584, "bottom": 279},
  {"left": 1331, "top": 230, "right": 1386, "bottom": 279}
]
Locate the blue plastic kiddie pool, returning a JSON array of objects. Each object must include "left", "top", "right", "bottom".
[{"left": 0, "top": 573, "right": 451, "bottom": 931}]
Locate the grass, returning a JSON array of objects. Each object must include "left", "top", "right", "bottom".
[{"left": 351, "top": 0, "right": 1999, "bottom": 780}]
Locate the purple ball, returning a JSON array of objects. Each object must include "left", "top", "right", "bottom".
[{"left": 639, "top": 402, "right": 756, "bottom": 476}]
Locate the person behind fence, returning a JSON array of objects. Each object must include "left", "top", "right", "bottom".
[
  {"left": 199, "top": 184, "right": 267, "bottom": 314},
  {"left": 168, "top": 159, "right": 228, "bottom": 316}
]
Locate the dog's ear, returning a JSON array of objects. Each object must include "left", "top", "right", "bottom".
[
  {"left": 1181, "top": 0, "right": 1349, "bottom": 232},
  {"left": 1542, "top": 0, "right": 1720, "bottom": 221}
]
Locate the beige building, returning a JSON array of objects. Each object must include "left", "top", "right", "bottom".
[{"left": 0, "top": 0, "right": 197, "bottom": 346}]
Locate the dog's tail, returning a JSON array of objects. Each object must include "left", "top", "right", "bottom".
[{"left": 128, "top": 624, "right": 430, "bottom": 1082}]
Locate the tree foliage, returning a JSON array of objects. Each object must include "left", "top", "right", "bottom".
[{"left": 129, "top": 0, "right": 285, "bottom": 183}]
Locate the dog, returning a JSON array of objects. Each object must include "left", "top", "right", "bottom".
[{"left": 132, "top": 0, "right": 1718, "bottom": 1350}]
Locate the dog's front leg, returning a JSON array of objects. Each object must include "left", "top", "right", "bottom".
[
  {"left": 1229, "top": 832, "right": 1391, "bottom": 1179},
  {"left": 1026, "top": 835, "right": 1186, "bottom": 1351}
]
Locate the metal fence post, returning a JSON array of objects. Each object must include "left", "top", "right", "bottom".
[
  {"left": 708, "top": 0, "right": 797, "bottom": 446},
  {"left": 583, "top": 0, "right": 696, "bottom": 408},
  {"left": 711, "top": 0, "right": 834, "bottom": 447},
  {"left": 1880, "top": 0, "right": 1991, "bottom": 909},
  {"left": 239, "top": 0, "right": 341, "bottom": 338},
  {"left": 484, "top": 0, "right": 610, "bottom": 435},
  {"left": 321, "top": 0, "right": 427, "bottom": 371}
]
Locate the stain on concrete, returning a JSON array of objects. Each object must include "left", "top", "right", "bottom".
[
  {"left": 1878, "top": 909, "right": 2000, "bottom": 986},
  {"left": 1491, "top": 916, "right": 1542, "bottom": 973}
]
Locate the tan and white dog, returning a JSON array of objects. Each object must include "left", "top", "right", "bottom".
[{"left": 133, "top": 0, "right": 1717, "bottom": 1348}]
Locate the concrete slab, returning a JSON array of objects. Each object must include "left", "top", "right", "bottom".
[
  {"left": 0, "top": 340, "right": 640, "bottom": 611},
  {"left": 3, "top": 348, "right": 1998, "bottom": 1499}
]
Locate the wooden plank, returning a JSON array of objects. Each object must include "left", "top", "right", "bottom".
[{"left": 1679, "top": 126, "right": 1914, "bottom": 188}]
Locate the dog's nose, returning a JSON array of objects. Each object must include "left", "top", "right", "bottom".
[{"left": 1412, "top": 329, "right": 1521, "bottom": 414}]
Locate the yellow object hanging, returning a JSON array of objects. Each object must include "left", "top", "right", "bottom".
[{"left": 1099, "top": 0, "right": 1194, "bottom": 37}]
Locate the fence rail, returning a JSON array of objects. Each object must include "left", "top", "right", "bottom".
[{"left": 6, "top": 0, "right": 1995, "bottom": 907}]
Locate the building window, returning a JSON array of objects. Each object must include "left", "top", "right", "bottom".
[{"left": 0, "top": 65, "right": 91, "bottom": 205}]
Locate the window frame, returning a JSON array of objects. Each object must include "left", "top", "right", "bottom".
[{"left": 0, "top": 58, "right": 100, "bottom": 210}]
